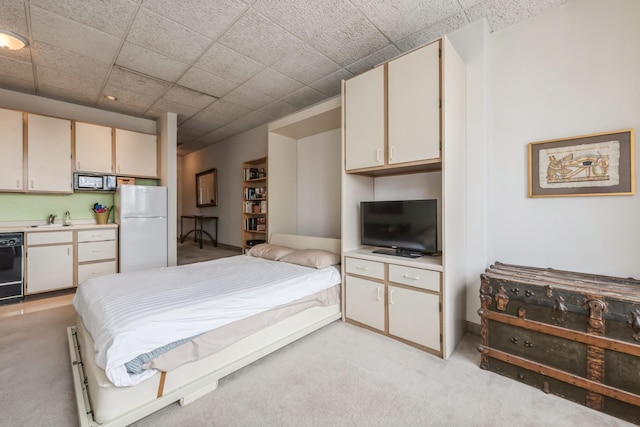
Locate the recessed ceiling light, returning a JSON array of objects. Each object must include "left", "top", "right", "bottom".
[
  {"left": 0, "top": 29, "right": 29, "bottom": 50},
  {"left": 104, "top": 95, "right": 118, "bottom": 101}
]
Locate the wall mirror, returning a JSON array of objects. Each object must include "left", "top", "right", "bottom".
[{"left": 196, "top": 168, "right": 217, "bottom": 207}]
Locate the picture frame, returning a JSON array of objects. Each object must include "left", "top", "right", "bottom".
[{"left": 528, "top": 129, "right": 635, "bottom": 197}]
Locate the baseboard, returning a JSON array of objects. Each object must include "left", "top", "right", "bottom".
[{"left": 466, "top": 321, "right": 481, "bottom": 336}]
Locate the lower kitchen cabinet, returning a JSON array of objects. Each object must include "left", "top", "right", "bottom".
[
  {"left": 76, "top": 228, "right": 117, "bottom": 285},
  {"left": 344, "top": 255, "right": 442, "bottom": 355},
  {"left": 25, "top": 226, "right": 119, "bottom": 294},
  {"left": 26, "top": 231, "right": 74, "bottom": 294}
]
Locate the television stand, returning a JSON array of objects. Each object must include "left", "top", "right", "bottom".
[{"left": 372, "top": 248, "right": 423, "bottom": 258}]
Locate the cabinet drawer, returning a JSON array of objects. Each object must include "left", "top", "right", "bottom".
[
  {"left": 389, "top": 264, "right": 440, "bottom": 292},
  {"left": 27, "top": 230, "right": 73, "bottom": 245},
  {"left": 78, "top": 241, "right": 116, "bottom": 262},
  {"left": 78, "top": 228, "right": 116, "bottom": 242},
  {"left": 345, "top": 257, "right": 384, "bottom": 280},
  {"left": 78, "top": 261, "right": 116, "bottom": 285}
]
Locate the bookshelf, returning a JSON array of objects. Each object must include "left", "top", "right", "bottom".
[{"left": 242, "top": 157, "right": 267, "bottom": 251}]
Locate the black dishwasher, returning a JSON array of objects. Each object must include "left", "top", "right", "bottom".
[{"left": 0, "top": 233, "right": 23, "bottom": 304}]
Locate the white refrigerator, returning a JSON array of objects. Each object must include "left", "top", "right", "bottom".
[{"left": 115, "top": 185, "right": 168, "bottom": 273}]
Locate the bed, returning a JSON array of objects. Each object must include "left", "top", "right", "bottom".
[{"left": 67, "top": 233, "right": 342, "bottom": 427}]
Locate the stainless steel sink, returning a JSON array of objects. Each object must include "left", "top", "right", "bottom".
[{"left": 30, "top": 224, "right": 65, "bottom": 228}]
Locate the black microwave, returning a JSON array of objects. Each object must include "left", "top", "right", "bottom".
[{"left": 73, "top": 173, "right": 117, "bottom": 192}]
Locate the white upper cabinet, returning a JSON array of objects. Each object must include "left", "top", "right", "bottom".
[
  {"left": 27, "top": 114, "right": 72, "bottom": 193},
  {"left": 388, "top": 40, "right": 440, "bottom": 165},
  {"left": 115, "top": 128, "right": 158, "bottom": 178},
  {"left": 344, "top": 40, "right": 442, "bottom": 173},
  {"left": 344, "top": 66, "right": 385, "bottom": 171},
  {"left": 0, "top": 108, "right": 24, "bottom": 191},
  {"left": 75, "top": 122, "right": 113, "bottom": 174}
]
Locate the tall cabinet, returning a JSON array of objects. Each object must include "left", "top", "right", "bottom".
[
  {"left": 241, "top": 157, "right": 268, "bottom": 252},
  {"left": 341, "top": 36, "right": 467, "bottom": 360}
]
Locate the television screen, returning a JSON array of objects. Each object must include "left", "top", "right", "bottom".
[{"left": 360, "top": 199, "right": 438, "bottom": 257}]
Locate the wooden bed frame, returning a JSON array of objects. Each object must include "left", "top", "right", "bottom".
[{"left": 67, "top": 233, "right": 341, "bottom": 427}]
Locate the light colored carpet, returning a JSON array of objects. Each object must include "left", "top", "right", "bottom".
[{"left": 0, "top": 305, "right": 632, "bottom": 427}]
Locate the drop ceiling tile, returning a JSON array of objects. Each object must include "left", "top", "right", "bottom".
[
  {"left": 458, "top": 0, "right": 486, "bottom": 8},
  {"left": 307, "top": 13, "right": 390, "bottom": 66},
  {"left": 116, "top": 42, "right": 190, "bottom": 83},
  {"left": 271, "top": 41, "right": 341, "bottom": 85},
  {"left": 31, "top": 41, "right": 110, "bottom": 80},
  {"left": 37, "top": 83, "right": 99, "bottom": 107},
  {"left": 30, "top": 0, "right": 138, "bottom": 38},
  {"left": 96, "top": 98, "right": 151, "bottom": 116},
  {"left": 177, "top": 67, "right": 236, "bottom": 98},
  {"left": 396, "top": 13, "right": 468, "bottom": 52},
  {"left": 0, "top": 55, "right": 33, "bottom": 82},
  {"left": 107, "top": 66, "right": 172, "bottom": 98},
  {"left": 221, "top": 84, "right": 274, "bottom": 110},
  {"left": 310, "top": 68, "right": 353, "bottom": 97},
  {"left": 179, "top": 116, "right": 223, "bottom": 136},
  {"left": 29, "top": 6, "right": 120, "bottom": 63},
  {"left": 231, "top": 110, "right": 272, "bottom": 129},
  {"left": 197, "top": 126, "right": 239, "bottom": 145},
  {"left": 178, "top": 125, "right": 208, "bottom": 140},
  {"left": 358, "top": 0, "right": 461, "bottom": 42},
  {"left": 0, "top": 76, "right": 36, "bottom": 94},
  {"left": 243, "top": 68, "right": 303, "bottom": 99},
  {"left": 258, "top": 100, "right": 298, "bottom": 120},
  {"left": 346, "top": 45, "right": 401, "bottom": 75},
  {"left": 142, "top": 0, "right": 248, "bottom": 40},
  {"left": 162, "top": 85, "right": 217, "bottom": 110},
  {"left": 126, "top": 8, "right": 212, "bottom": 64},
  {"left": 218, "top": 9, "right": 301, "bottom": 66},
  {"left": 194, "top": 43, "right": 265, "bottom": 85},
  {"left": 0, "top": 47, "right": 31, "bottom": 64},
  {"left": 252, "top": 0, "right": 358, "bottom": 42},
  {"left": 465, "top": 0, "right": 566, "bottom": 32},
  {"left": 0, "top": 0, "right": 29, "bottom": 34},
  {"left": 36, "top": 64, "right": 104, "bottom": 94},
  {"left": 202, "top": 99, "right": 253, "bottom": 121},
  {"left": 148, "top": 98, "right": 202, "bottom": 123},
  {"left": 281, "top": 86, "right": 326, "bottom": 109}
]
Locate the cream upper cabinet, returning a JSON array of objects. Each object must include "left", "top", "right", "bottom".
[
  {"left": 115, "top": 129, "right": 158, "bottom": 177},
  {"left": 344, "top": 40, "right": 441, "bottom": 172},
  {"left": 0, "top": 108, "right": 24, "bottom": 191},
  {"left": 75, "top": 122, "right": 113, "bottom": 174},
  {"left": 27, "top": 114, "right": 72, "bottom": 193},
  {"left": 344, "top": 66, "right": 385, "bottom": 171},
  {"left": 388, "top": 40, "right": 440, "bottom": 165}
]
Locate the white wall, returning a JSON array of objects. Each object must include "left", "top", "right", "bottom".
[
  {"left": 297, "top": 128, "right": 342, "bottom": 239},
  {"left": 488, "top": 0, "right": 640, "bottom": 279},
  {"left": 181, "top": 125, "right": 267, "bottom": 248}
]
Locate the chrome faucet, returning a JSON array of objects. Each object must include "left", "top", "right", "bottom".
[{"left": 48, "top": 214, "right": 56, "bottom": 225}]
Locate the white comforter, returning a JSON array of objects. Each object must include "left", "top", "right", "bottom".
[{"left": 73, "top": 255, "right": 341, "bottom": 387}]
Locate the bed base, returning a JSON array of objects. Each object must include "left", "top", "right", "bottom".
[{"left": 68, "top": 306, "right": 341, "bottom": 427}]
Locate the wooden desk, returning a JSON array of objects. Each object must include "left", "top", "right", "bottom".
[{"left": 180, "top": 215, "right": 218, "bottom": 249}]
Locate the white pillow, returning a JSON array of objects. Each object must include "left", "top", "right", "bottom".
[
  {"left": 246, "top": 243, "right": 296, "bottom": 261},
  {"left": 279, "top": 249, "right": 341, "bottom": 269}
]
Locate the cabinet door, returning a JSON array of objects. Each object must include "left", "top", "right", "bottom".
[
  {"left": 115, "top": 129, "right": 158, "bottom": 177},
  {"left": 388, "top": 41, "right": 440, "bottom": 165},
  {"left": 27, "top": 114, "right": 72, "bottom": 192},
  {"left": 344, "top": 66, "right": 385, "bottom": 171},
  {"left": 78, "top": 261, "right": 116, "bottom": 285},
  {"left": 345, "top": 276, "right": 385, "bottom": 331},
  {"left": 75, "top": 122, "right": 113, "bottom": 173},
  {"left": 26, "top": 245, "right": 74, "bottom": 293},
  {"left": 0, "top": 108, "right": 24, "bottom": 191},
  {"left": 388, "top": 285, "right": 440, "bottom": 350}
]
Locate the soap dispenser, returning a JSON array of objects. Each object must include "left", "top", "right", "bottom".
[{"left": 64, "top": 211, "right": 72, "bottom": 226}]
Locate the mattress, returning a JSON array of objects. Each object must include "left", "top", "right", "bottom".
[{"left": 74, "top": 254, "right": 341, "bottom": 387}]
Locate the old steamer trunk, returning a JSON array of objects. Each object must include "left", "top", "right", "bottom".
[{"left": 478, "top": 262, "right": 640, "bottom": 425}]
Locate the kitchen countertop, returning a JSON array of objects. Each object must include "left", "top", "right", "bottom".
[{"left": 0, "top": 223, "right": 118, "bottom": 233}]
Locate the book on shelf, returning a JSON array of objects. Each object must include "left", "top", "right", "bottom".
[
  {"left": 244, "top": 187, "right": 267, "bottom": 200},
  {"left": 244, "top": 216, "right": 266, "bottom": 232},
  {"left": 243, "top": 168, "right": 259, "bottom": 181}
]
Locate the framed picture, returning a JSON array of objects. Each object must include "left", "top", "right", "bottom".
[{"left": 528, "top": 129, "right": 635, "bottom": 197}]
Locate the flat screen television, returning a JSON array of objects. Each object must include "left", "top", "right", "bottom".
[{"left": 360, "top": 199, "right": 438, "bottom": 258}]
